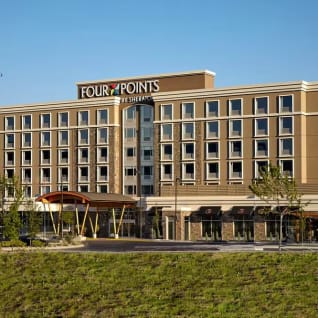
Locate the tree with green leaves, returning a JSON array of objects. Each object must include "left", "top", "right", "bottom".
[
  {"left": 24, "top": 200, "right": 43, "bottom": 245},
  {"left": 0, "top": 175, "right": 24, "bottom": 241},
  {"left": 249, "top": 163, "right": 308, "bottom": 251}
]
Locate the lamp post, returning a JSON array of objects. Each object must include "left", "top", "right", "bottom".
[{"left": 174, "top": 177, "right": 180, "bottom": 240}]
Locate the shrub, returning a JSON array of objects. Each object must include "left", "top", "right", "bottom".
[{"left": 0, "top": 239, "right": 26, "bottom": 247}]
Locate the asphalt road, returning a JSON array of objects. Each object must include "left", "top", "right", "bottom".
[{"left": 60, "top": 239, "right": 318, "bottom": 253}]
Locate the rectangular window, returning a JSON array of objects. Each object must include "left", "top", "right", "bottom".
[
  {"left": 126, "top": 107, "right": 136, "bottom": 120},
  {"left": 143, "top": 166, "right": 153, "bottom": 179},
  {"left": 206, "top": 142, "right": 219, "bottom": 159},
  {"left": 255, "top": 118, "right": 268, "bottom": 136},
  {"left": 6, "top": 134, "right": 14, "bottom": 148},
  {"left": 206, "top": 101, "right": 219, "bottom": 117},
  {"left": 124, "top": 185, "right": 137, "bottom": 195},
  {"left": 229, "top": 120, "right": 242, "bottom": 137},
  {"left": 206, "top": 121, "right": 219, "bottom": 138},
  {"left": 59, "top": 130, "right": 69, "bottom": 146},
  {"left": 78, "top": 148, "right": 89, "bottom": 163},
  {"left": 206, "top": 162, "right": 219, "bottom": 179},
  {"left": 97, "top": 185, "right": 108, "bottom": 193},
  {"left": 125, "top": 167, "right": 137, "bottom": 176},
  {"left": 161, "top": 164, "right": 173, "bottom": 180},
  {"left": 5, "top": 116, "right": 14, "bottom": 130},
  {"left": 41, "top": 150, "right": 51, "bottom": 165},
  {"left": 141, "top": 185, "right": 153, "bottom": 195},
  {"left": 126, "top": 147, "right": 136, "bottom": 158},
  {"left": 41, "top": 168, "right": 51, "bottom": 183},
  {"left": 143, "top": 149, "right": 153, "bottom": 160},
  {"left": 22, "top": 115, "right": 32, "bottom": 130},
  {"left": 59, "top": 149, "right": 68, "bottom": 164},
  {"left": 229, "top": 99, "right": 242, "bottom": 116},
  {"left": 229, "top": 140, "right": 242, "bottom": 158},
  {"left": 142, "top": 127, "right": 152, "bottom": 142},
  {"left": 97, "top": 109, "right": 108, "bottom": 124},
  {"left": 5, "top": 152, "right": 14, "bottom": 166},
  {"left": 22, "top": 168, "right": 32, "bottom": 183},
  {"left": 41, "top": 114, "right": 51, "bottom": 128},
  {"left": 161, "top": 104, "right": 173, "bottom": 120},
  {"left": 229, "top": 161, "right": 242, "bottom": 179},
  {"left": 255, "top": 160, "right": 269, "bottom": 178},
  {"left": 41, "top": 131, "right": 50, "bottom": 147},
  {"left": 22, "top": 133, "right": 31, "bottom": 148},
  {"left": 59, "top": 167, "right": 69, "bottom": 183},
  {"left": 182, "top": 143, "right": 195, "bottom": 160},
  {"left": 279, "top": 95, "right": 293, "bottom": 113},
  {"left": 124, "top": 128, "right": 136, "bottom": 139},
  {"left": 97, "top": 147, "right": 108, "bottom": 162},
  {"left": 161, "top": 144, "right": 173, "bottom": 160},
  {"left": 280, "top": 117, "right": 293, "bottom": 135},
  {"left": 255, "top": 97, "right": 268, "bottom": 114},
  {"left": 22, "top": 151, "right": 31, "bottom": 165},
  {"left": 41, "top": 186, "right": 51, "bottom": 195},
  {"left": 98, "top": 166, "right": 108, "bottom": 181},
  {"left": 59, "top": 112, "right": 69, "bottom": 127},
  {"left": 78, "top": 129, "right": 89, "bottom": 145},
  {"left": 182, "top": 122, "right": 194, "bottom": 139},
  {"left": 79, "top": 185, "right": 89, "bottom": 192},
  {"left": 280, "top": 138, "right": 293, "bottom": 156},
  {"left": 78, "top": 111, "right": 89, "bottom": 126},
  {"left": 280, "top": 160, "right": 293, "bottom": 177},
  {"left": 183, "top": 163, "right": 195, "bottom": 180},
  {"left": 161, "top": 124, "right": 173, "bottom": 140},
  {"left": 98, "top": 128, "right": 108, "bottom": 144},
  {"left": 142, "top": 106, "right": 152, "bottom": 122},
  {"left": 5, "top": 169, "right": 14, "bottom": 179},
  {"left": 255, "top": 139, "right": 268, "bottom": 157},
  {"left": 79, "top": 166, "right": 89, "bottom": 182},
  {"left": 182, "top": 102, "right": 194, "bottom": 119}
]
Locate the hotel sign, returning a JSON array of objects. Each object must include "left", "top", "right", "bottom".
[{"left": 79, "top": 79, "right": 159, "bottom": 102}]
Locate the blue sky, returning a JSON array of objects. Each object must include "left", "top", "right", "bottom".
[{"left": 0, "top": 0, "right": 318, "bottom": 106}]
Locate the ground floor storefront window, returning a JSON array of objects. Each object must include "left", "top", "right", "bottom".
[
  {"left": 201, "top": 215, "right": 222, "bottom": 241},
  {"left": 234, "top": 214, "right": 254, "bottom": 241}
]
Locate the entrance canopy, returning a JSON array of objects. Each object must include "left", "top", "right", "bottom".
[{"left": 35, "top": 191, "right": 137, "bottom": 208}]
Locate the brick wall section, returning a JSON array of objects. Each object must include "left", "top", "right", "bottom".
[
  {"left": 254, "top": 222, "right": 266, "bottom": 241},
  {"left": 222, "top": 222, "right": 234, "bottom": 241},
  {"left": 191, "top": 221, "right": 201, "bottom": 240}
]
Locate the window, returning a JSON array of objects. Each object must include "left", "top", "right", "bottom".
[
  {"left": 161, "top": 164, "right": 173, "bottom": 180},
  {"left": 41, "top": 168, "right": 51, "bottom": 183},
  {"left": 229, "top": 161, "right": 242, "bottom": 179},
  {"left": 124, "top": 128, "right": 136, "bottom": 139},
  {"left": 5, "top": 169, "right": 14, "bottom": 179},
  {"left": 41, "top": 150, "right": 51, "bottom": 164},
  {"left": 5, "top": 116, "right": 14, "bottom": 130},
  {"left": 182, "top": 122, "right": 194, "bottom": 139},
  {"left": 78, "top": 111, "right": 89, "bottom": 126},
  {"left": 59, "top": 130, "right": 69, "bottom": 146},
  {"left": 143, "top": 166, "right": 153, "bottom": 179},
  {"left": 255, "top": 118, "right": 268, "bottom": 136},
  {"left": 58, "top": 149, "right": 68, "bottom": 164},
  {"left": 142, "top": 106, "right": 152, "bottom": 122},
  {"left": 255, "top": 97, "right": 268, "bottom": 114},
  {"left": 206, "top": 121, "right": 219, "bottom": 138},
  {"left": 229, "top": 99, "right": 242, "bottom": 116},
  {"left": 97, "top": 128, "right": 108, "bottom": 144},
  {"left": 22, "top": 133, "right": 31, "bottom": 148},
  {"left": 161, "top": 144, "right": 173, "bottom": 160},
  {"left": 229, "top": 120, "right": 242, "bottom": 137},
  {"left": 22, "top": 115, "right": 31, "bottom": 129},
  {"left": 206, "top": 101, "right": 219, "bottom": 117},
  {"left": 97, "top": 185, "right": 108, "bottom": 193},
  {"left": 59, "top": 167, "right": 69, "bottom": 182},
  {"left": 279, "top": 95, "right": 293, "bottom": 113},
  {"left": 125, "top": 107, "right": 136, "bottom": 120},
  {"left": 41, "top": 114, "right": 51, "bottom": 128},
  {"left": 143, "top": 149, "right": 153, "bottom": 160},
  {"left": 22, "top": 168, "right": 31, "bottom": 183},
  {"left": 79, "top": 185, "right": 89, "bottom": 192},
  {"left": 24, "top": 186, "right": 32, "bottom": 198},
  {"left": 5, "top": 152, "right": 14, "bottom": 165},
  {"left": 161, "top": 104, "right": 173, "bottom": 120},
  {"left": 22, "top": 151, "right": 31, "bottom": 165},
  {"left": 183, "top": 163, "right": 195, "bottom": 180},
  {"left": 182, "top": 143, "right": 195, "bottom": 160},
  {"left": 255, "top": 160, "right": 268, "bottom": 178},
  {"left": 41, "top": 186, "right": 51, "bottom": 195},
  {"left": 161, "top": 124, "right": 173, "bottom": 140},
  {"left": 206, "top": 142, "right": 219, "bottom": 159},
  {"left": 206, "top": 162, "right": 219, "bottom": 179},
  {"left": 78, "top": 129, "right": 89, "bottom": 144},
  {"left": 79, "top": 167, "right": 89, "bottom": 182},
  {"left": 97, "top": 109, "right": 108, "bottom": 124},
  {"left": 6, "top": 134, "right": 14, "bottom": 148},
  {"left": 59, "top": 112, "right": 68, "bottom": 127},
  {"left": 126, "top": 147, "right": 136, "bottom": 158},
  {"left": 142, "top": 185, "right": 153, "bottom": 195},
  {"left": 41, "top": 131, "right": 50, "bottom": 147},
  {"left": 280, "top": 138, "right": 293, "bottom": 156},
  {"left": 124, "top": 185, "right": 137, "bottom": 195},
  {"left": 280, "top": 117, "right": 293, "bottom": 135},
  {"left": 98, "top": 166, "right": 108, "bottom": 181},
  {"left": 229, "top": 140, "right": 242, "bottom": 158},
  {"left": 182, "top": 102, "right": 194, "bottom": 119},
  {"left": 125, "top": 167, "right": 137, "bottom": 176},
  {"left": 97, "top": 147, "right": 108, "bottom": 162},
  {"left": 280, "top": 160, "right": 293, "bottom": 177},
  {"left": 78, "top": 148, "right": 89, "bottom": 163},
  {"left": 142, "top": 127, "right": 153, "bottom": 142},
  {"left": 255, "top": 139, "right": 268, "bottom": 157}
]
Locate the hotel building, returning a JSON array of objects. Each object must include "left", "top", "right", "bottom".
[{"left": 1, "top": 70, "right": 318, "bottom": 242}]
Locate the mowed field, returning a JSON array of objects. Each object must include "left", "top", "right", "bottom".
[{"left": 0, "top": 252, "right": 318, "bottom": 317}]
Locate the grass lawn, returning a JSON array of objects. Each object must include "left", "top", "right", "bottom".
[{"left": 0, "top": 252, "right": 318, "bottom": 317}]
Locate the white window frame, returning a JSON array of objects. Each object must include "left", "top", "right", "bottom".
[
  {"left": 279, "top": 116, "right": 293, "bottom": 135},
  {"left": 279, "top": 159, "right": 294, "bottom": 177},
  {"left": 254, "top": 160, "right": 269, "bottom": 178},
  {"left": 182, "top": 163, "right": 195, "bottom": 180},
  {"left": 58, "top": 149, "right": 69, "bottom": 164},
  {"left": 279, "top": 137, "right": 294, "bottom": 157},
  {"left": 125, "top": 106, "right": 136, "bottom": 121},
  {"left": 182, "top": 102, "right": 195, "bottom": 119},
  {"left": 78, "top": 148, "right": 89, "bottom": 164},
  {"left": 229, "top": 119, "right": 242, "bottom": 138},
  {"left": 279, "top": 95, "right": 294, "bottom": 113},
  {"left": 206, "top": 161, "right": 219, "bottom": 180},
  {"left": 161, "top": 124, "right": 173, "bottom": 141},
  {"left": 229, "top": 140, "right": 243, "bottom": 158},
  {"left": 59, "top": 112, "right": 69, "bottom": 127},
  {"left": 228, "top": 98, "right": 243, "bottom": 116},
  {"left": 22, "top": 132, "right": 32, "bottom": 148},
  {"left": 78, "top": 129, "right": 89, "bottom": 145},
  {"left": 206, "top": 100, "right": 219, "bottom": 118},
  {"left": 254, "top": 118, "right": 269, "bottom": 136},
  {"left": 41, "top": 149, "right": 51, "bottom": 165},
  {"left": 41, "top": 131, "right": 51, "bottom": 147},
  {"left": 182, "top": 142, "right": 195, "bottom": 160},
  {"left": 97, "top": 127, "right": 108, "bottom": 144},
  {"left": 206, "top": 121, "right": 219, "bottom": 139},
  {"left": 78, "top": 184, "right": 90, "bottom": 192},
  {"left": 5, "top": 116, "right": 15, "bottom": 130},
  {"left": 59, "top": 130, "right": 69, "bottom": 146},
  {"left": 97, "top": 109, "right": 108, "bottom": 125},
  {"left": 254, "top": 96, "right": 269, "bottom": 115},
  {"left": 161, "top": 144, "right": 173, "bottom": 161},
  {"left": 5, "top": 151, "right": 14, "bottom": 166},
  {"left": 22, "top": 115, "right": 32, "bottom": 130},
  {"left": 182, "top": 122, "right": 195, "bottom": 140},
  {"left": 206, "top": 141, "right": 219, "bottom": 159},
  {"left": 59, "top": 167, "right": 69, "bottom": 183},
  {"left": 78, "top": 110, "right": 89, "bottom": 126},
  {"left": 97, "top": 147, "right": 108, "bottom": 163},
  {"left": 5, "top": 133, "right": 15, "bottom": 148},
  {"left": 97, "top": 165, "right": 108, "bottom": 182},
  {"left": 229, "top": 161, "right": 243, "bottom": 179},
  {"left": 41, "top": 167, "right": 51, "bottom": 183},
  {"left": 41, "top": 113, "right": 51, "bottom": 128},
  {"left": 78, "top": 166, "right": 90, "bottom": 182},
  {"left": 161, "top": 104, "right": 173, "bottom": 121},
  {"left": 22, "top": 167, "right": 32, "bottom": 183},
  {"left": 22, "top": 150, "right": 32, "bottom": 166},
  {"left": 161, "top": 164, "right": 173, "bottom": 181},
  {"left": 254, "top": 139, "right": 269, "bottom": 158}
]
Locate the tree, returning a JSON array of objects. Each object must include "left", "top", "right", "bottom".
[
  {"left": 24, "top": 200, "right": 42, "bottom": 245},
  {"left": 0, "top": 176, "right": 24, "bottom": 241},
  {"left": 249, "top": 163, "right": 308, "bottom": 251}
]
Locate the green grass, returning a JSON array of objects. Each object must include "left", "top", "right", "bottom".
[{"left": 0, "top": 252, "right": 318, "bottom": 317}]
